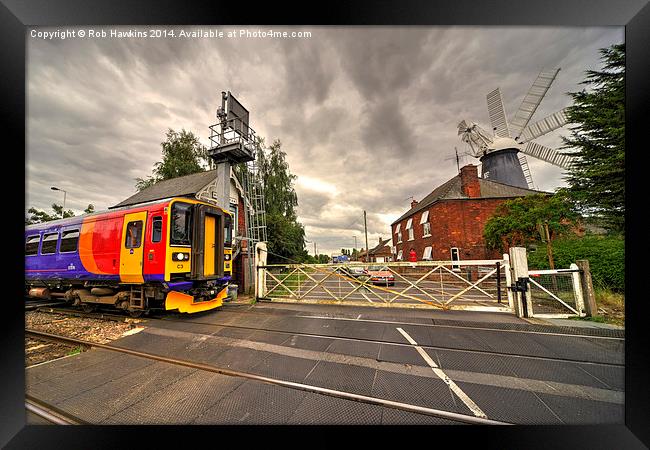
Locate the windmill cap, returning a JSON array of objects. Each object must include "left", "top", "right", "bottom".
[{"left": 487, "top": 137, "right": 520, "bottom": 153}]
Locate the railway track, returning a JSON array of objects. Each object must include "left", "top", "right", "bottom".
[
  {"left": 25, "top": 327, "right": 510, "bottom": 426},
  {"left": 25, "top": 299, "right": 68, "bottom": 311},
  {"left": 33, "top": 305, "right": 624, "bottom": 368},
  {"left": 26, "top": 395, "right": 86, "bottom": 425}
]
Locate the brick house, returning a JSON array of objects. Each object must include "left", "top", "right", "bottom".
[
  {"left": 390, "top": 165, "right": 545, "bottom": 263},
  {"left": 358, "top": 237, "right": 393, "bottom": 263}
]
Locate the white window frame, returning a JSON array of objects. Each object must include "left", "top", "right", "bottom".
[
  {"left": 397, "top": 230, "right": 402, "bottom": 243},
  {"left": 419, "top": 211, "right": 429, "bottom": 224},
  {"left": 406, "top": 218, "right": 414, "bottom": 241},
  {"left": 451, "top": 247, "right": 460, "bottom": 271},
  {"left": 422, "top": 222, "right": 431, "bottom": 237},
  {"left": 397, "top": 250, "right": 403, "bottom": 261},
  {"left": 423, "top": 246, "right": 432, "bottom": 260}
]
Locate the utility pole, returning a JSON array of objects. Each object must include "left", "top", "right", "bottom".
[
  {"left": 363, "top": 210, "right": 369, "bottom": 263},
  {"left": 313, "top": 242, "right": 317, "bottom": 257}
]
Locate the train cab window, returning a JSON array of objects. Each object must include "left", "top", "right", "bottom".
[
  {"left": 152, "top": 216, "right": 162, "bottom": 243},
  {"left": 170, "top": 202, "right": 192, "bottom": 246},
  {"left": 125, "top": 221, "right": 143, "bottom": 248},
  {"left": 41, "top": 233, "right": 59, "bottom": 255},
  {"left": 60, "top": 230, "right": 80, "bottom": 253},
  {"left": 25, "top": 235, "right": 40, "bottom": 256}
]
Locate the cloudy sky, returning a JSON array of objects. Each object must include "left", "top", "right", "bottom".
[{"left": 26, "top": 26, "right": 623, "bottom": 255}]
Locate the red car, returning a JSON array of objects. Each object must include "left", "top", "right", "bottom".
[{"left": 366, "top": 266, "right": 395, "bottom": 286}]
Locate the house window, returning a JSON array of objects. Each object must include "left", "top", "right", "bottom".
[
  {"left": 423, "top": 246, "right": 433, "bottom": 260},
  {"left": 423, "top": 222, "right": 431, "bottom": 237},
  {"left": 229, "top": 204, "right": 238, "bottom": 241},
  {"left": 41, "top": 233, "right": 59, "bottom": 255},
  {"left": 395, "top": 224, "right": 402, "bottom": 243},
  {"left": 406, "top": 218, "right": 414, "bottom": 241},
  {"left": 125, "top": 221, "right": 143, "bottom": 249},
  {"left": 451, "top": 247, "right": 460, "bottom": 271},
  {"left": 397, "top": 250, "right": 403, "bottom": 261},
  {"left": 60, "top": 230, "right": 80, "bottom": 253},
  {"left": 420, "top": 211, "right": 431, "bottom": 237},
  {"left": 25, "top": 235, "right": 40, "bottom": 256}
]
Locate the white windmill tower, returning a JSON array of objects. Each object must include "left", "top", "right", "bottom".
[{"left": 457, "top": 68, "right": 576, "bottom": 189}]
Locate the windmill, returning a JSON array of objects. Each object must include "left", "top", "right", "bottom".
[{"left": 457, "top": 68, "right": 576, "bottom": 189}]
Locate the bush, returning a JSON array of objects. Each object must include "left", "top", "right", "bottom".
[{"left": 527, "top": 235, "right": 624, "bottom": 292}]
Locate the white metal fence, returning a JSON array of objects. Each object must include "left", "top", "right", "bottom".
[
  {"left": 255, "top": 244, "right": 591, "bottom": 319},
  {"left": 257, "top": 258, "right": 511, "bottom": 311},
  {"left": 528, "top": 264, "right": 585, "bottom": 318}
]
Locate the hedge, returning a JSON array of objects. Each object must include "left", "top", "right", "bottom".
[{"left": 527, "top": 235, "right": 625, "bottom": 293}]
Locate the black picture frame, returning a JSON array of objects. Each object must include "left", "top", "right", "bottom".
[{"left": 3, "top": 0, "right": 648, "bottom": 447}]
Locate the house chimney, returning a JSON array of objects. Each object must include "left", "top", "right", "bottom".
[
  {"left": 378, "top": 236, "right": 382, "bottom": 245},
  {"left": 410, "top": 199, "right": 418, "bottom": 209},
  {"left": 460, "top": 164, "right": 481, "bottom": 198}
]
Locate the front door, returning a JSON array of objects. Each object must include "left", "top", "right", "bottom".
[
  {"left": 120, "top": 211, "right": 147, "bottom": 283},
  {"left": 204, "top": 214, "right": 216, "bottom": 277}
]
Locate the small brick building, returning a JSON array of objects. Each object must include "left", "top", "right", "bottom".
[
  {"left": 358, "top": 237, "right": 393, "bottom": 263},
  {"left": 391, "top": 165, "right": 545, "bottom": 262}
]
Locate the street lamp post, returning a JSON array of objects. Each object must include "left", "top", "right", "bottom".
[{"left": 51, "top": 187, "right": 67, "bottom": 218}]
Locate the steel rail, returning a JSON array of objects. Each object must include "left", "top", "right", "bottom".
[
  {"left": 34, "top": 306, "right": 624, "bottom": 366},
  {"left": 25, "top": 328, "right": 510, "bottom": 426},
  {"left": 25, "top": 395, "right": 86, "bottom": 425},
  {"left": 34, "top": 307, "right": 139, "bottom": 323}
]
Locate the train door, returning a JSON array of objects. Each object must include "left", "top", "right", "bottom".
[
  {"left": 191, "top": 204, "right": 223, "bottom": 280},
  {"left": 204, "top": 215, "right": 216, "bottom": 276},
  {"left": 120, "top": 211, "right": 147, "bottom": 283}
]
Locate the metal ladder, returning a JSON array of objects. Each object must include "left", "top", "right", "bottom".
[{"left": 242, "top": 155, "right": 268, "bottom": 246}]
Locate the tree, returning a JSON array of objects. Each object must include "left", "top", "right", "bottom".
[
  {"left": 84, "top": 204, "right": 95, "bottom": 214},
  {"left": 135, "top": 129, "right": 212, "bottom": 191},
  {"left": 483, "top": 194, "right": 579, "bottom": 267},
  {"left": 257, "top": 139, "right": 307, "bottom": 263},
  {"left": 25, "top": 203, "right": 74, "bottom": 224},
  {"left": 561, "top": 43, "right": 625, "bottom": 233}
]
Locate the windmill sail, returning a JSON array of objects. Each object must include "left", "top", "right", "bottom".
[
  {"left": 486, "top": 88, "right": 510, "bottom": 138},
  {"left": 510, "top": 68, "right": 561, "bottom": 139},
  {"left": 521, "top": 141, "right": 574, "bottom": 169},
  {"left": 518, "top": 108, "right": 569, "bottom": 143}
]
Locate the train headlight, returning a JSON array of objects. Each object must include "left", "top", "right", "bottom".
[
  {"left": 172, "top": 252, "right": 190, "bottom": 261},
  {"left": 224, "top": 254, "right": 231, "bottom": 261}
]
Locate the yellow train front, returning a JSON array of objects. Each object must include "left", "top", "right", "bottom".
[{"left": 25, "top": 197, "right": 234, "bottom": 316}]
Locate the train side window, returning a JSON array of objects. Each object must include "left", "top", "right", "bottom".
[
  {"left": 25, "top": 235, "right": 40, "bottom": 256},
  {"left": 60, "top": 229, "right": 80, "bottom": 253},
  {"left": 125, "top": 221, "right": 143, "bottom": 248},
  {"left": 152, "top": 216, "right": 162, "bottom": 243},
  {"left": 41, "top": 233, "right": 59, "bottom": 255}
]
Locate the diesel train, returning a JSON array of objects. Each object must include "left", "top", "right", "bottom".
[{"left": 25, "top": 197, "right": 234, "bottom": 316}]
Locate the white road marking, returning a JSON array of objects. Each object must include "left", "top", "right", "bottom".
[{"left": 396, "top": 327, "right": 488, "bottom": 419}]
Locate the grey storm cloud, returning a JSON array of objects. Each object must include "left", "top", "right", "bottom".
[{"left": 26, "top": 25, "right": 623, "bottom": 254}]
